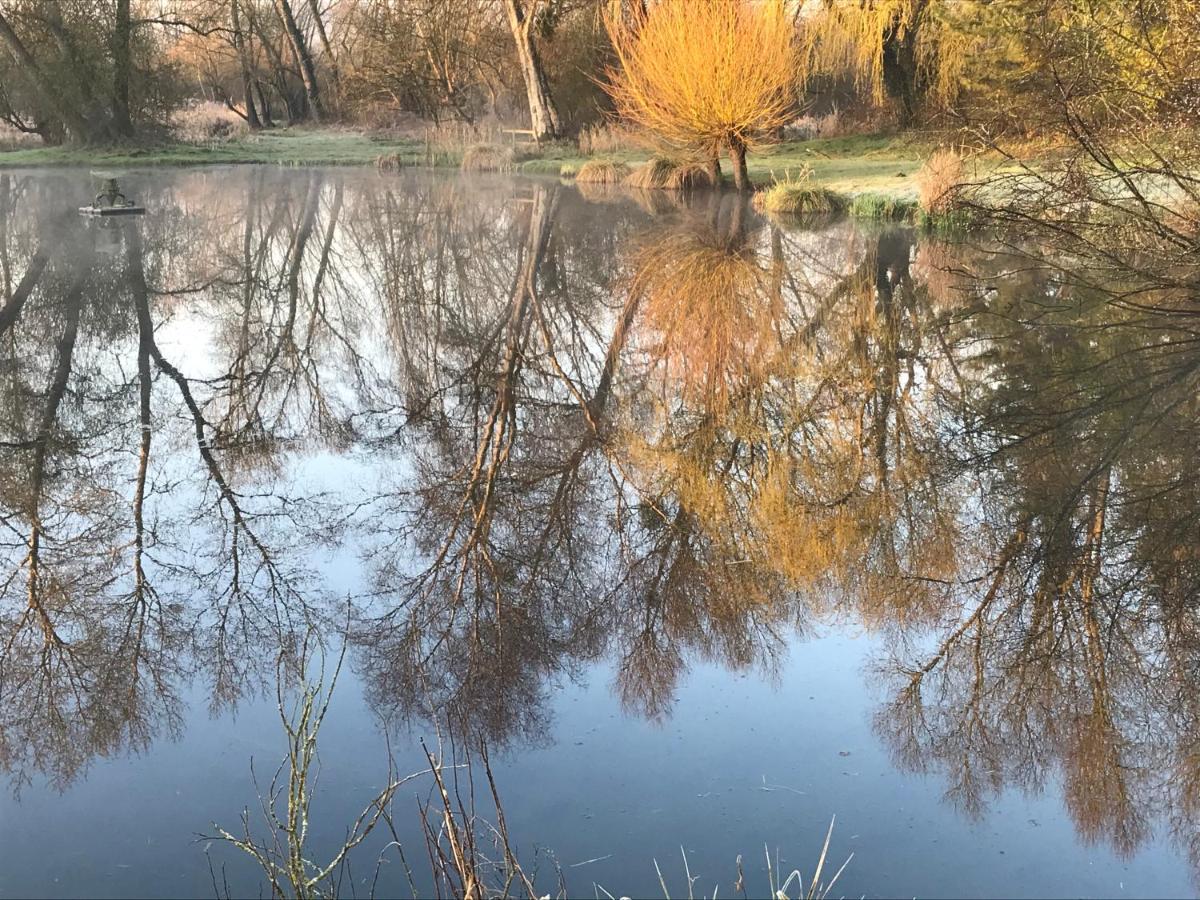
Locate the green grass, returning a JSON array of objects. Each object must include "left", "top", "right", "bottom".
[
  {"left": 752, "top": 134, "right": 923, "bottom": 195},
  {"left": 847, "top": 191, "right": 919, "bottom": 221},
  {"left": 0, "top": 128, "right": 433, "bottom": 168}
]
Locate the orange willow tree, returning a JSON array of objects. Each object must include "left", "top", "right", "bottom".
[{"left": 603, "top": 0, "right": 798, "bottom": 191}]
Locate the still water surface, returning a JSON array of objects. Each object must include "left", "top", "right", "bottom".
[{"left": 0, "top": 167, "right": 1197, "bottom": 898}]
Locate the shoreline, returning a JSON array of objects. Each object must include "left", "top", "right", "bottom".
[{"left": 0, "top": 127, "right": 926, "bottom": 197}]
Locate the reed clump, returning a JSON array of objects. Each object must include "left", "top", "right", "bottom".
[
  {"left": 374, "top": 152, "right": 407, "bottom": 171},
  {"left": 625, "top": 156, "right": 716, "bottom": 191},
  {"left": 916, "top": 148, "right": 966, "bottom": 215},
  {"left": 754, "top": 170, "right": 846, "bottom": 217},
  {"left": 575, "top": 158, "right": 631, "bottom": 183},
  {"left": 460, "top": 143, "right": 515, "bottom": 173}
]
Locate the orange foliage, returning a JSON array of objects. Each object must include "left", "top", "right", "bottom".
[{"left": 602, "top": 0, "right": 798, "bottom": 188}]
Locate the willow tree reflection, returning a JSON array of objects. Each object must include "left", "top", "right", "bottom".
[{"left": 621, "top": 203, "right": 962, "bottom": 646}]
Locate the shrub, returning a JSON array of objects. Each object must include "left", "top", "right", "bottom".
[
  {"left": 625, "top": 157, "right": 716, "bottom": 191},
  {"left": 916, "top": 149, "right": 966, "bottom": 215},
  {"left": 460, "top": 144, "right": 515, "bottom": 173},
  {"left": 170, "top": 101, "right": 248, "bottom": 144},
  {"left": 575, "top": 159, "right": 631, "bottom": 183}
]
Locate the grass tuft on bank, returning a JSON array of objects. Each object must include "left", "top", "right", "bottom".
[
  {"left": 755, "top": 176, "right": 846, "bottom": 217},
  {"left": 575, "top": 158, "right": 631, "bottom": 183}
]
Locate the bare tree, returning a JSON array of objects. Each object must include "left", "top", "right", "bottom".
[
  {"left": 273, "top": 0, "right": 325, "bottom": 119},
  {"left": 501, "top": 0, "right": 560, "bottom": 140}
]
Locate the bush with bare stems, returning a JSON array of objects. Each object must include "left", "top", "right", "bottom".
[{"left": 602, "top": 0, "right": 798, "bottom": 191}]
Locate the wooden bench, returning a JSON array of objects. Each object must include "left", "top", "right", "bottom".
[{"left": 502, "top": 128, "right": 540, "bottom": 147}]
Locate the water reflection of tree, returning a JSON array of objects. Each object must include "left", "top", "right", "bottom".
[
  {"left": 352, "top": 182, "right": 616, "bottom": 742},
  {"left": 0, "top": 175, "right": 341, "bottom": 788},
  {"left": 875, "top": 262, "right": 1200, "bottom": 871},
  {"left": 622, "top": 204, "right": 962, "bottom": 638},
  {"left": 3, "top": 169, "right": 1200, "bottom": 882},
  {"left": 0, "top": 183, "right": 181, "bottom": 788},
  {"left": 354, "top": 190, "right": 967, "bottom": 729}
]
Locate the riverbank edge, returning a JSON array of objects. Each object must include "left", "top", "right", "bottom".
[{"left": 0, "top": 128, "right": 928, "bottom": 191}]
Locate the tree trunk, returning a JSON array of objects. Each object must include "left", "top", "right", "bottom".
[
  {"left": 729, "top": 138, "right": 750, "bottom": 191},
  {"left": 253, "top": 14, "right": 303, "bottom": 123},
  {"left": 501, "top": 0, "right": 561, "bottom": 141},
  {"left": 111, "top": 0, "right": 134, "bottom": 137},
  {"left": 273, "top": 0, "right": 323, "bottom": 120},
  {"left": 232, "top": 0, "right": 261, "bottom": 129},
  {"left": 0, "top": 11, "right": 90, "bottom": 142},
  {"left": 882, "top": 0, "right": 927, "bottom": 127},
  {"left": 706, "top": 156, "right": 722, "bottom": 186},
  {"left": 305, "top": 0, "right": 340, "bottom": 111},
  {"left": 255, "top": 82, "right": 275, "bottom": 127}
]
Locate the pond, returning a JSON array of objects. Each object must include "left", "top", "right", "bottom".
[{"left": 0, "top": 167, "right": 1197, "bottom": 899}]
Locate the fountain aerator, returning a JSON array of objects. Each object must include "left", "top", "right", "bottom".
[{"left": 79, "top": 171, "right": 145, "bottom": 217}]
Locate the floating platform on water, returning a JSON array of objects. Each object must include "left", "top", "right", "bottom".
[{"left": 79, "top": 204, "right": 146, "bottom": 217}]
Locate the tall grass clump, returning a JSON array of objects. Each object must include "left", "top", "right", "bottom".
[
  {"left": 625, "top": 156, "right": 715, "bottom": 191},
  {"left": 596, "top": 818, "right": 853, "bottom": 900},
  {"left": 754, "top": 170, "right": 846, "bottom": 217},
  {"left": 460, "top": 143, "right": 515, "bottom": 173},
  {"left": 575, "top": 158, "right": 631, "bottom": 184},
  {"left": 603, "top": 0, "right": 798, "bottom": 190},
  {"left": 578, "top": 121, "right": 638, "bottom": 156},
  {"left": 0, "top": 122, "right": 39, "bottom": 150}
]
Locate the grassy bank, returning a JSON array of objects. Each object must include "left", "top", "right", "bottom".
[
  {"left": 0, "top": 126, "right": 924, "bottom": 195},
  {"left": 0, "top": 128, "right": 428, "bottom": 168}
]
